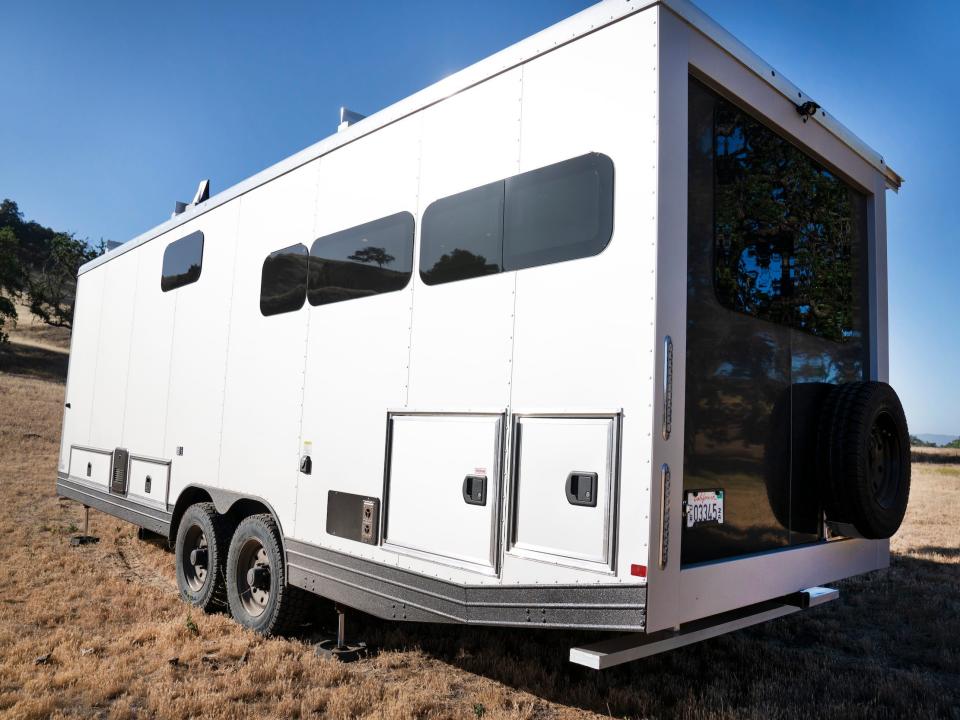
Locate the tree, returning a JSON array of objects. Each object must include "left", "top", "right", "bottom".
[
  {"left": 0, "top": 199, "right": 105, "bottom": 339},
  {"left": 348, "top": 246, "right": 395, "bottom": 268},
  {"left": 910, "top": 435, "right": 936, "bottom": 448},
  {"left": 26, "top": 233, "right": 103, "bottom": 329},
  {"left": 946, "top": 438, "right": 960, "bottom": 449},
  {"left": 0, "top": 226, "right": 23, "bottom": 343}
]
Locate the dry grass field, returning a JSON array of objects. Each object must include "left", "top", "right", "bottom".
[{"left": 0, "top": 338, "right": 958, "bottom": 719}]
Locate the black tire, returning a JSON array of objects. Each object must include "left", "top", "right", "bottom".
[
  {"left": 175, "top": 502, "right": 232, "bottom": 611},
  {"left": 226, "top": 514, "right": 310, "bottom": 635},
  {"left": 817, "top": 381, "right": 911, "bottom": 539}
]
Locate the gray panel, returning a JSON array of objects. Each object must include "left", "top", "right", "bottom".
[
  {"left": 286, "top": 538, "right": 645, "bottom": 631},
  {"left": 57, "top": 472, "right": 171, "bottom": 536}
]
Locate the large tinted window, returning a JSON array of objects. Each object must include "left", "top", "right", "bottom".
[
  {"left": 161, "top": 231, "right": 203, "bottom": 292},
  {"left": 503, "top": 153, "right": 613, "bottom": 271},
  {"left": 260, "top": 243, "right": 308, "bottom": 316},
  {"left": 711, "top": 88, "right": 867, "bottom": 343},
  {"left": 420, "top": 181, "right": 503, "bottom": 285},
  {"left": 308, "top": 212, "right": 415, "bottom": 306},
  {"left": 419, "top": 152, "right": 614, "bottom": 286}
]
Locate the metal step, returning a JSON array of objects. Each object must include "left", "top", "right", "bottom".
[{"left": 569, "top": 586, "right": 839, "bottom": 670}]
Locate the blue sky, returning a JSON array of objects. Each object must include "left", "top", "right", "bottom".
[{"left": 1, "top": 1, "right": 957, "bottom": 435}]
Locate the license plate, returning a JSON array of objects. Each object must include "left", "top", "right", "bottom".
[{"left": 685, "top": 489, "right": 724, "bottom": 528}]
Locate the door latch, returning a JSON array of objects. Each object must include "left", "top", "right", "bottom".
[
  {"left": 462, "top": 474, "right": 487, "bottom": 506},
  {"left": 566, "top": 471, "right": 598, "bottom": 507}
]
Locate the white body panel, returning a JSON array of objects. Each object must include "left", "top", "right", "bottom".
[{"left": 57, "top": 0, "right": 899, "bottom": 640}]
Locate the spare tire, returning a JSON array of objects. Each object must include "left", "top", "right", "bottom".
[{"left": 817, "top": 381, "right": 911, "bottom": 539}]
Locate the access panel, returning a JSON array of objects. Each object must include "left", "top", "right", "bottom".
[
  {"left": 383, "top": 413, "right": 504, "bottom": 573},
  {"left": 510, "top": 415, "right": 618, "bottom": 572}
]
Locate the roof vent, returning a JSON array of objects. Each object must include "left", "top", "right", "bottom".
[
  {"left": 338, "top": 107, "right": 366, "bottom": 133},
  {"left": 172, "top": 179, "right": 211, "bottom": 217}
]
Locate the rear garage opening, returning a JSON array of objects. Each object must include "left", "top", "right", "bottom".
[{"left": 681, "top": 76, "right": 870, "bottom": 565}]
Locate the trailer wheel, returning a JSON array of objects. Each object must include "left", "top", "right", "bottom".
[
  {"left": 175, "top": 502, "right": 231, "bottom": 611},
  {"left": 818, "top": 381, "right": 911, "bottom": 539},
  {"left": 225, "top": 514, "right": 310, "bottom": 635}
]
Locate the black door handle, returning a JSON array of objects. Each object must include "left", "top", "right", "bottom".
[
  {"left": 462, "top": 474, "right": 487, "bottom": 506},
  {"left": 566, "top": 471, "right": 598, "bottom": 507}
]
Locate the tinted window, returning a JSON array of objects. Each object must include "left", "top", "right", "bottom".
[
  {"left": 161, "top": 231, "right": 203, "bottom": 292},
  {"left": 503, "top": 153, "right": 613, "bottom": 271},
  {"left": 420, "top": 181, "right": 503, "bottom": 285},
  {"left": 308, "top": 212, "right": 415, "bottom": 306},
  {"left": 711, "top": 89, "right": 867, "bottom": 343},
  {"left": 419, "top": 153, "right": 615, "bottom": 286},
  {"left": 260, "top": 243, "right": 308, "bottom": 316}
]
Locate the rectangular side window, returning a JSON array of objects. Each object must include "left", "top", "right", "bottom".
[
  {"left": 260, "top": 243, "right": 309, "bottom": 316},
  {"left": 420, "top": 181, "right": 504, "bottom": 286},
  {"left": 161, "top": 231, "right": 204, "bottom": 292},
  {"left": 308, "top": 212, "right": 415, "bottom": 306},
  {"left": 709, "top": 83, "right": 867, "bottom": 343},
  {"left": 419, "top": 153, "right": 615, "bottom": 286},
  {"left": 503, "top": 153, "right": 614, "bottom": 271}
]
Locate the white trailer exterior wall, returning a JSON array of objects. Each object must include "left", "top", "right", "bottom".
[{"left": 56, "top": 0, "right": 903, "bottom": 643}]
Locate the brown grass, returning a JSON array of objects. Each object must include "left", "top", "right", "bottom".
[
  {"left": 912, "top": 446, "right": 960, "bottom": 464},
  {"left": 1, "top": 361, "right": 958, "bottom": 719}
]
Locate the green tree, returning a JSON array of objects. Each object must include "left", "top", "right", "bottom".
[
  {"left": 0, "top": 226, "right": 24, "bottom": 343},
  {"left": 910, "top": 435, "right": 936, "bottom": 448},
  {"left": 946, "top": 438, "right": 960, "bottom": 449},
  {"left": 26, "top": 232, "right": 103, "bottom": 328}
]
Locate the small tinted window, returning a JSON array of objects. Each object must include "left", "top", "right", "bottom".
[
  {"left": 308, "top": 212, "right": 415, "bottom": 306},
  {"left": 161, "top": 231, "right": 203, "bottom": 292},
  {"left": 260, "top": 243, "right": 308, "bottom": 316},
  {"left": 503, "top": 153, "right": 613, "bottom": 271},
  {"left": 420, "top": 181, "right": 503, "bottom": 285}
]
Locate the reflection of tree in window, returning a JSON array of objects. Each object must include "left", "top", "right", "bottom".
[
  {"left": 421, "top": 249, "right": 500, "bottom": 285},
  {"left": 713, "top": 99, "right": 860, "bottom": 343},
  {"left": 307, "top": 212, "right": 414, "bottom": 307},
  {"left": 347, "top": 246, "right": 395, "bottom": 269}
]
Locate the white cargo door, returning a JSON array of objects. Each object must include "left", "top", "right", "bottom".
[
  {"left": 384, "top": 414, "right": 503, "bottom": 573},
  {"left": 510, "top": 416, "right": 618, "bottom": 571}
]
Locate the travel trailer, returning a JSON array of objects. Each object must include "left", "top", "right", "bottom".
[{"left": 57, "top": 0, "right": 909, "bottom": 668}]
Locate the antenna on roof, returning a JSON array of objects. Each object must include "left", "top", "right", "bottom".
[
  {"left": 172, "top": 179, "right": 211, "bottom": 217},
  {"left": 192, "top": 179, "right": 210, "bottom": 205},
  {"left": 338, "top": 107, "right": 366, "bottom": 133}
]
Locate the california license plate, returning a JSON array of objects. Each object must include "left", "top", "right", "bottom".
[{"left": 685, "top": 489, "right": 724, "bottom": 528}]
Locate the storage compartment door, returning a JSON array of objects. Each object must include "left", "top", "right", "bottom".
[
  {"left": 68, "top": 446, "right": 112, "bottom": 489},
  {"left": 510, "top": 416, "right": 618, "bottom": 571},
  {"left": 126, "top": 457, "right": 171, "bottom": 507},
  {"left": 384, "top": 414, "right": 503, "bottom": 573}
]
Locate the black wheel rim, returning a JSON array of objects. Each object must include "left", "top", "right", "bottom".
[
  {"left": 868, "top": 410, "right": 901, "bottom": 509},
  {"left": 236, "top": 538, "right": 271, "bottom": 617},
  {"left": 182, "top": 523, "right": 209, "bottom": 592}
]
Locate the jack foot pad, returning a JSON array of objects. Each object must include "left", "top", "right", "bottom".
[
  {"left": 70, "top": 535, "right": 100, "bottom": 547},
  {"left": 315, "top": 639, "right": 370, "bottom": 663}
]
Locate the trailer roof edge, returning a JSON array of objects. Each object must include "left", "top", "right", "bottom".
[
  {"left": 80, "top": 0, "right": 901, "bottom": 276},
  {"left": 660, "top": 0, "right": 903, "bottom": 191}
]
